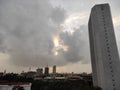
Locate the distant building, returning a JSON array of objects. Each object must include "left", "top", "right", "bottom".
[
  {"left": 88, "top": 4, "right": 120, "bottom": 90},
  {"left": 52, "top": 65, "right": 56, "bottom": 79},
  {"left": 36, "top": 68, "right": 43, "bottom": 76},
  {"left": 0, "top": 72, "right": 3, "bottom": 77},
  {"left": 24, "top": 71, "right": 36, "bottom": 78},
  {"left": 3, "top": 70, "right": 6, "bottom": 75},
  {"left": 66, "top": 76, "right": 83, "bottom": 80},
  {"left": 44, "top": 67, "right": 49, "bottom": 76},
  {"left": 53, "top": 65, "right": 56, "bottom": 74}
]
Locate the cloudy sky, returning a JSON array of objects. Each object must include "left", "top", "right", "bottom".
[{"left": 0, "top": 0, "right": 120, "bottom": 73}]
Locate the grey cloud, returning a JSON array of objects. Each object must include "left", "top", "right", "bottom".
[
  {"left": 51, "top": 0, "right": 120, "bottom": 15},
  {"left": 0, "top": 0, "right": 67, "bottom": 67},
  {"left": 51, "top": 7, "right": 66, "bottom": 24},
  {"left": 50, "top": 0, "right": 120, "bottom": 63},
  {"left": 115, "top": 25, "right": 120, "bottom": 55},
  {"left": 0, "top": 0, "right": 99, "bottom": 68},
  {"left": 60, "top": 25, "right": 90, "bottom": 63}
]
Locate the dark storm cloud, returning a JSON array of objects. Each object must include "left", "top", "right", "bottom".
[
  {"left": 0, "top": 0, "right": 68, "bottom": 66},
  {"left": 0, "top": 0, "right": 94, "bottom": 67}
]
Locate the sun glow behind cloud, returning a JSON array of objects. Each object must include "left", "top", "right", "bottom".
[
  {"left": 52, "top": 34, "right": 68, "bottom": 56},
  {"left": 61, "top": 12, "right": 88, "bottom": 34},
  {"left": 113, "top": 15, "right": 120, "bottom": 26},
  {"left": 52, "top": 35, "right": 59, "bottom": 56},
  {"left": 53, "top": 35, "right": 59, "bottom": 47}
]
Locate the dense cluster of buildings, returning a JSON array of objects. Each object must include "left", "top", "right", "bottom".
[
  {"left": 0, "top": 65, "right": 92, "bottom": 90},
  {"left": 21, "top": 65, "right": 56, "bottom": 79},
  {"left": 0, "top": 65, "right": 92, "bottom": 81},
  {"left": 20, "top": 65, "right": 92, "bottom": 81}
]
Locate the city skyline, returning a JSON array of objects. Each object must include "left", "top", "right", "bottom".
[{"left": 0, "top": 0, "right": 119, "bottom": 73}]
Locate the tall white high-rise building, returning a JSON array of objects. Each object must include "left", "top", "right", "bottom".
[{"left": 88, "top": 4, "right": 120, "bottom": 90}]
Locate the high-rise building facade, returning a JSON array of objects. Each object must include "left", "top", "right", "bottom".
[
  {"left": 44, "top": 67, "right": 49, "bottom": 76},
  {"left": 53, "top": 65, "right": 56, "bottom": 74},
  {"left": 53, "top": 65, "right": 56, "bottom": 78},
  {"left": 88, "top": 4, "right": 120, "bottom": 90}
]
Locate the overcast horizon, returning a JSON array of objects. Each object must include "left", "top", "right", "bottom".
[{"left": 0, "top": 0, "right": 120, "bottom": 73}]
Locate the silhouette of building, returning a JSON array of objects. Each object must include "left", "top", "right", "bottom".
[
  {"left": 53, "top": 65, "right": 56, "bottom": 74},
  {"left": 36, "top": 68, "right": 43, "bottom": 76},
  {"left": 25, "top": 71, "right": 36, "bottom": 78},
  {"left": 52, "top": 65, "right": 56, "bottom": 78},
  {"left": 88, "top": 3, "right": 120, "bottom": 90},
  {"left": 44, "top": 66, "right": 49, "bottom": 76}
]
